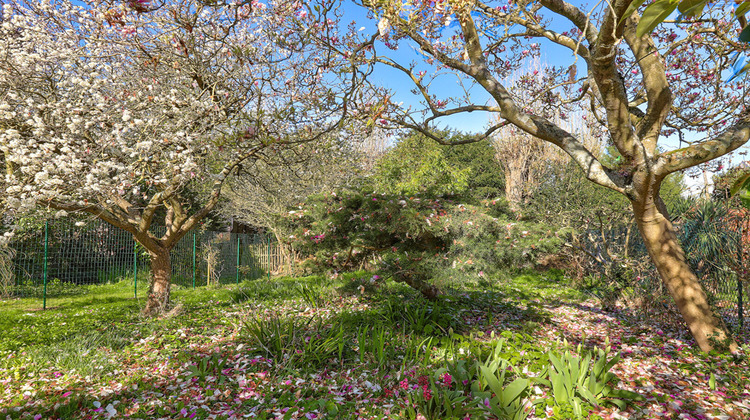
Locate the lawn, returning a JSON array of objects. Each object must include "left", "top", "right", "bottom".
[{"left": 0, "top": 272, "right": 748, "bottom": 419}]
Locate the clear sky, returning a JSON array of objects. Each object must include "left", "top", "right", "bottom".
[
  {"left": 343, "top": 1, "right": 593, "bottom": 134},
  {"left": 342, "top": 1, "right": 749, "bottom": 194}
]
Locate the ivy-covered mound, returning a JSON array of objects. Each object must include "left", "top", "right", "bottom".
[{"left": 284, "top": 190, "right": 564, "bottom": 298}]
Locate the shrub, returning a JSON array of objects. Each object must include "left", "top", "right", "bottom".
[{"left": 284, "top": 190, "right": 563, "bottom": 298}]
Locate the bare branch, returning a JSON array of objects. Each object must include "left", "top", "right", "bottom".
[{"left": 657, "top": 117, "right": 750, "bottom": 175}]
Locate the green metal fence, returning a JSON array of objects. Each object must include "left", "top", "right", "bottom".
[{"left": 0, "top": 218, "right": 284, "bottom": 308}]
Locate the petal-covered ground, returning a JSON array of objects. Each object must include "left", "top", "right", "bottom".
[
  {"left": 0, "top": 276, "right": 748, "bottom": 419},
  {"left": 534, "top": 302, "right": 750, "bottom": 419}
]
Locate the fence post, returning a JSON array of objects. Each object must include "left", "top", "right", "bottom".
[
  {"left": 42, "top": 221, "right": 49, "bottom": 310},
  {"left": 192, "top": 233, "right": 197, "bottom": 290},
  {"left": 739, "top": 225, "right": 744, "bottom": 332},
  {"left": 236, "top": 235, "right": 241, "bottom": 285},
  {"left": 267, "top": 234, "right": 271, "bottom": 282},
  {"left": 133, "top": 242, "right": 137, "bottom": 299},
  {"left": 740, "top": 271, "right": 744, "bottom": 333}
]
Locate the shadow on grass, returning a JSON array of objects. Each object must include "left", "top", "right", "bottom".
[
  {"left": 5, "top": 271, "right": 749, "bottom": 420},
  {"left": 1, "top": 281, "right": 562, "bottom": 419}
]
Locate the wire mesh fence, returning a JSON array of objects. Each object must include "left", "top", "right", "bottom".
[
  {"left": 658, "top": 202, "right": 748, "bottom": 339},
  {"left": 570, "top": 199, "right": 748, "bottom": 342},
  {"left": 0, "top": 218, "right": 286, "bottom": 309}
]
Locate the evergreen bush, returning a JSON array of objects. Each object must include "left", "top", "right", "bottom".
[{"left": 284, "top": 190, "right": 563, "bottom": 297}]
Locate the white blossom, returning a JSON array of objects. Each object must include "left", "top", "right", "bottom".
[{"left": 377, "top": 18, "right": 390, "bottom": 37}]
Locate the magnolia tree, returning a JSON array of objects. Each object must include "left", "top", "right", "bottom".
[
  {"left": 339, "top": 0, "right": 750, "bottom": 352},
  {"left": 0, "top": 0, "right": 355, "bottom": 315}
]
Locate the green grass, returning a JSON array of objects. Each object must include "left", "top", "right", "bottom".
[
  {"left": 0, "top": 276, "right": 260, "bottom": 353},
  {"left": 3, "top": 269, "right": 740, "bottom": 420},
  {"left": 0, "top": 269, "right": 561, "bottom": 368}
]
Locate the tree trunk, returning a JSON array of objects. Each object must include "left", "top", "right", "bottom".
[
  {"left": 143, "top": 247, "right": 172, "bottom": 316},
  {"left": 633, "top": 196, "right": 738, "bottom": 353},
  {"left": 504, "top": 162, "right": 530, "bottom": 213},
  {"left": 394, "top": 272, "right": 441, "bottom": 300}
]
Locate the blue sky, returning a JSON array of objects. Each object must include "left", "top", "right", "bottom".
[
  {"left": 341, "top": 1, "right": 750, "bottom": 194},
  {"left": 343, "top": 1, "right": 593, "bottom": 134}
]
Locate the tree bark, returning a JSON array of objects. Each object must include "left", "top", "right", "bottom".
[
  {"left": 143, "top": 247, "right": 172, "bottom": 316},
  {"left": 504, "top": 161, "right": 530, "bottom": 213},
  {"left": 633, "top": 196, "right": 738, "bottom": 353},
  {"left": 394, "top": 272, "right": 441, "bottom": 300}
]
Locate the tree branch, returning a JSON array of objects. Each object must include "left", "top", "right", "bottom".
[
  {"left": 538, "top": 0, "right": 599, "bottom": 44},
  {"left": 622, "top": 14, "right": 672, "bottom": 156},
  {"left": 588, "top": 0, "right": 638, "bottom": 160},
  {"left": 453, "top": 10, "right": 622, "bottom": 193},
  {"left": 656, "top": 116, "right": 750, "bottom": 175},
  {"left": 476, "top": 2, "right": 591, "bottom": 60}
]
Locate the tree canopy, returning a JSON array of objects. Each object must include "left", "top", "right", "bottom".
[
  {"left": 371, "top": 130, "right": 504, "bottom": 201},
  {"left": 0, "top": 0, "right": 357, "bottom": 314}
]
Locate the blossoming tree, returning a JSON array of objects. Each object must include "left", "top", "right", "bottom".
[
  {"left": 0, "top": 0, "right": 355, "bottom": 315},
  {"left": 345, "top": 0, "right": 750, "bottom": 352}
]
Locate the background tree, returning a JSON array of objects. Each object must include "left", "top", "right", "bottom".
[
  {"left": 0, "top": 0, "right": 354, "bottom": 314},
  {"left": 343, "top": 0, "right": 750, "bottom": 351},
  {"left": 491, "top": 60, "right": 582, "bottom": 212},
  {"left": 220, "top": 136, "right": 365, "bottom": 272},
  {"left": 371, "top": 129, "right": 505, "bottom": 201}
]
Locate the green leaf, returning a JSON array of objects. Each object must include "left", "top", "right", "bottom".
[
  {"left": 587, "top": 374, "right": 604, "bottom": 395},
  {"left": 736, "top": 1, "right": 750, "bottom": 17},
  {"left": 550, "top": 371, "right": 569, "bottom": 404},
  {"left": 577, "top": 358, "right": 590, "bottom": 386},
  {"left": 569, "top": 355, "right": 580, "bottom": 385},
  {"left": 677, "top": 0, "right": 706, "bottom": 17},
  {"left": 548, "top": 352, "right": 565, "bottom": 376},
  {"left": 592, "top": 354, "right": 605, "bottom": 377},
  {"left": 740, "top": 25, "right": 750, "bottom": 43},
  {"left": 730, "top": 173, "right": 750, "bottom": 196},
  {"left": 603, "top": 372, "right": 616, "bottom": 384},
  {"left": 637, "top": 0, "right": 679, "bottom": 38},
  {"left": 480, "top": 366, "right": 505, "bottom": 397},
  {"left": 571, "top": 397, "right": 583, "bottom": 418},
  {"left": 709, "top": 372, "right": 717, "bottom": 390},
  {"left": 577, "top": 385, "right": 600, "bottom": 406},
  {"left": 503, "top": 378, "right": 529, "bottom": 403},
  {"left": 443, "top": 391, "right": 454, "bottom": 414},
  {"left": 603, "top": 353, "right": 620, "bottom": 374},
  {"left": 740, "top": 190, "right": 750, "bottom": 210},
  {"left": 607, "top": 398, "right": 628, "bottom": 410},
  {"left": 531, "top": 376, "right": 551, "bottom": 388},
  {"left": 611, "top": 389, "right": 644, "bottom": 401},
  {"left": 620, "top": 0, "right": 648, "bottom": 23}
]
